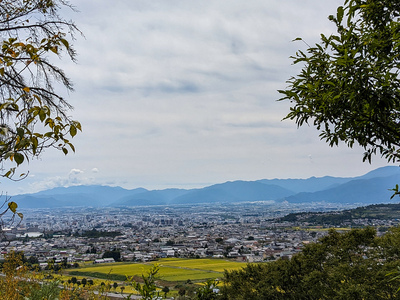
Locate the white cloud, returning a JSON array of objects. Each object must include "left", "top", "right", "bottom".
[
  {"left": 69, "top": 169, "right": 84, "bottom": 176},
  {"left": 8, "top": 168, "right": 99, "bottom": 194}
]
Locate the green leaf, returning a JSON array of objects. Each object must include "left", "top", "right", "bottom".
[
  {"left": 390, "top": 184, "right": 399, "bottom": 199},
  {"left": 50, "top": 46, "right": 58, "bottom": 54},
  {"left": 337, "top": 6, "right": 344, "bottom": 24},
  {"left": 39, "top": 109, "right": 46, "bottom": 122},
  {"left": 70, "top": 125, "right": 77, "bottom": 137},
  {"left": 14, "top": 153, "right": 24, "bottom": 165},
  {"left": 68, "top": 142, "right": 75, "bottom": 152},
  {"left": 75, "top": 121, "right": 82, "bottom": 131},
  {"left": 17, "top": 212, "right": 23, "bottom": 219},
  {"left": 16, "top": 127, "right": 24, "bottom": 138},
  {"left": 60, "top": 38, "right": 69, "bottom": 49}
]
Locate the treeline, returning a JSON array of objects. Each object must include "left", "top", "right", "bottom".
[
  {"left": 69, "top": 271, "right": 126, "bottom": 282},
  {"left": 279, "top": 203, "right": 400, "bottom": 226},
  {"left": 221, "top": 227, "right": 400, "bottom": 299},
  {"left": 75, "top": 229, "right": 122, "bottom": 238}
]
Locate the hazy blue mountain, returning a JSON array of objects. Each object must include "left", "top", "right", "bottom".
[
  {"left": 7, "top": 166, "right": 400, "bottom": 208},
  {"left": 172, "top": 181, "right": 295, "bottom": 204},
  {"left": 11, "top": 195, "right": 60, "bottom": 209},
  {"left": 357, "top": 166, "right": 400, "bottom": 179},
  {"left": 258, "top": 166, "right": 400, "bottom": 193},
  {"left": 112, "top": 189, "right": 189, "bottom": 206},
  {"left": 12, "top": 185, "right": 147, "bottom": 208},
  {"left": 33, "top": 185, "right": 146, "bottom": 197},
  {"left": 284, "top": 173, "right": 400, "bottom": 204},
  {"left": 258, "top": 176, "right": 351, "bottom": 193}
]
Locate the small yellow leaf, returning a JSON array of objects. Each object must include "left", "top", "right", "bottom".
[
  {"left": 50, "top": 46, "right": 58, "bottom": 54},
  {"left": 23, "top": 87, "right": 30, "bottom": 93},
  {"left": 8, "top": 201, "right": 18, "bottom": 213}
]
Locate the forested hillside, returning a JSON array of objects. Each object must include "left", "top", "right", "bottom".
[{"left": 279, "top": 203, "right": 400, "bottom": 226}]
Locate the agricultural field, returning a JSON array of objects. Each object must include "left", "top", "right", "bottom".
[{"left": 66, "top": 258, "right": 247, "bottom": 284}]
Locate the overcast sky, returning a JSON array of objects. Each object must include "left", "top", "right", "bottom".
[{"left": 2, "top": 0, "right": 397, "bottom": 195}]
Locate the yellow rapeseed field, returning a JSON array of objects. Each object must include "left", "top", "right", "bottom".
[{"left": 70, "top": 258, "right": 246, "bottom": 283}]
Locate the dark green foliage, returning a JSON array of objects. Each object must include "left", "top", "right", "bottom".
[
  {"left": 27, "top": 256, "right": 38, "bottom": 265},
  {"left": 129, "top": 264, "right": 160, "bottom": 300},
  {"left": 280, "top": 203, "right": 400, "bottom": 226},
  {"left": 279, "top": 0, "right": 400, "bottom": 164},
  {"left": 222, "top": 227, "right": 400, "bottom": 299},
  {"left": 166, "top": 240, "right": 175, "bottom": 246},
  {"left": 162, "top": 286, "right": 170, "bottom": 298},
  {"left": 102, "top": 249, "right": 121, "bottom": 262},
  {"left": 69, "top": 271, "right": 127, "bottom": 281},
  {"left": 27, "top": 280, "right": 60, "bottom": 300},
  {"left": 79, "top": 229, "right": 122, "bottom": 238},
  {"left": 195, "top": 279, "right": 220, "bottom": 300}
]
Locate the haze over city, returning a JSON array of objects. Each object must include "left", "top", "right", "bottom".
[{"left": 1, "top": 0, "right": 396, "bottom": 196}]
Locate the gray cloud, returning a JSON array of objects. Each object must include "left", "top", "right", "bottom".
[{"left": 0, "top": 0, "right": 395, "bottom": 195}]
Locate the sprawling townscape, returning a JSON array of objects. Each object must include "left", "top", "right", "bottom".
[{"left": 0, "top": 201, "right": 387, "bottom": 266}]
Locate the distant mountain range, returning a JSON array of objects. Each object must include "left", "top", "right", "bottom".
[{"left": 10, "top": 166, "right": 400, "bottom": 209}]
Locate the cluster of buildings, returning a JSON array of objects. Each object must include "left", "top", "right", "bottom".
[{"left": 0, "top": 202, "right": 378, "bottom": 264}]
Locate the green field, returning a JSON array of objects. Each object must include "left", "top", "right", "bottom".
[{"left": 68, "top": 258, "right": 246, "bottom": 283}]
